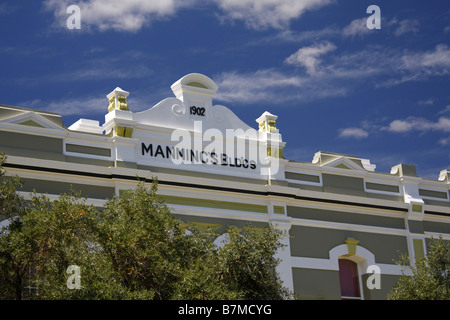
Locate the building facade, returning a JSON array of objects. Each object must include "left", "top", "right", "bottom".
[{"left": 1, "top": 73, "right": 449, "bottom": 300}]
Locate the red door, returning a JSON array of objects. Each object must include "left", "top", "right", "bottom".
[{"left": 338, "top": 259, "right": 361, "bottom": 300}]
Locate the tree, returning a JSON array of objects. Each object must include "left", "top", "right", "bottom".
[
  {"left": 94, "top": 181, "right": 290, "bottom": 299},
  {"left": 0, "top": 154, "right": 29, "bottom": 299},
  {"left": 0, "top": 160, "right": 290, "bottom": 300},
  {"left": 0, "top": 154, "right": 24, "bottom": 223},
  {"left": 388, "top": 238, "right": 450, "bottom": 300}
]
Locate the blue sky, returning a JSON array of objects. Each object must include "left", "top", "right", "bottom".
[{"left": 1, "top": 0, "right": 449, "bottom": 179}]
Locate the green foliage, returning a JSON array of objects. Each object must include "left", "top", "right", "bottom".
[
  {"left": 216, "top": 226, "right": 289, "bottom": 299},
  {"left": 0, "top": 154, "right": 28, "bottom": 299},
  {"left": 0, "top": 165, "right": 290, "bottom": 300},
  {"left": 388, "top": 238, "right": 450, "bottom": 300},
  {"left": 0, "top": 154, "right": 24, "bottom": 220}
]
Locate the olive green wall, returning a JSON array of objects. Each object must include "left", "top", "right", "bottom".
[
  {"left": 66, "top": 143, "right": 111, "bottom": 157},
  {"left": 366, "top": 182, "right": 399, "bottom": 193},
  {"left": 292, "top": 268, "right": 341, "bottom": 300},
  {"left": 289, "top": 225, "right": 408, "bottom": 264},
  {"left": 292, "top": 268, "right": 401, "bottom": 300},
  {"left": 0, "top": 130, "right": 64, "bottom": 161},
  {"left": 361, "top": 274, "right": 400, "bottom": 300},
  {"left": 322, "top": 173, "right": 365, "bottom": 196},
  {"left": 285, "top": 172, "right": 320, "bottom": 183},
  {"left": 17, "top": 177, "right": 115, "bottom": 200},
  {"left": 287, "top": 206, "right": 405, "bottom": 229}
]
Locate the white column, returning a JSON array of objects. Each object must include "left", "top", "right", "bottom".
[{"left": 269, "top": 216, "right": 294, "bottom": 295}]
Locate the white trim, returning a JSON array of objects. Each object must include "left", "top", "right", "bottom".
[
  {"left": 167, "top": 204, "right": 270, "bottom": 223},
  {"left": 421, "top": 194, "right": 449, "bottom": 201},
  {"left": 423, "top": 204, "right": 450, "bottom": 216},
  {"left": 287, "top": 187, "right": 409, "bottom": 214},
  {"left": 63, "top": 141, "right": 113, "bottom": 161},
  {"left": 317, "top": 156, "right": 372, "bottom": 172},
  {"left": 364, "top": 179, "right": 402, "bottom": 196},
  {"left": 0, "top": 122, "right": 68, "bottom": 138},
  {"left": 290, "top": 244, "right": 406, "bottom": 276},
  {"left": 286, "top": 178, "right": 322, "bottom": 187},
  {"left": 63, "top": 151, "right": 112, "bottom": 161},
  {"left": 0, "top": 111, "right": 67, "bottom": 131},
  {"left": 423, "top": 213, "right": 450, "bottom": 224}
]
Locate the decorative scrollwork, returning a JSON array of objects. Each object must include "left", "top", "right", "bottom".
[{"left": 171, "top": 103, "right": 186, "bottom": 117}]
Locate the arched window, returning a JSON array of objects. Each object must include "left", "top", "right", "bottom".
[{"left": 338, "top": 258, "right": 361, "bottom": 300}]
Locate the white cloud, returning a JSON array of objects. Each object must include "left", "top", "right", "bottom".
[
  {"left": 67, "top": 52, "right": 154, "bottom": 81},
  {"left": 215, "top": 43, "right": 450, "bottom": 105},
  {"left": 214, "top": 66, "right": 356, "bottom": 104},
  {"left": 439, "top": 136, "right": 450, "bottom": 146},
  {"left": 214, "top": 69, "right": 305, "bottom": 103},
  {"left": 216, "top": 42, "right": 450, "bottom": 106},
  {"left": 269, "top": 27, "right": 340, "bottom": 44},
  {"left": 213, "top": 0, "right": 335, "bottom": 30},
  {"left": 342, "top": 17, "right": 370, "bottom": 38},
  {"left": 417, "top": 98, "right": 435, "bottom": 106},
  {"left": 44, "top": 0, "right": 183, "bottom": 32},
  {"left": 341, "top": 17, "right": 420, "bottom": 39},
  {"left": 44, "top": 0, "right": 336, "bottom": 32},
  {"left": 339, "top": 127, "right": 369, "bottom": 139},
  {"left": 285, "top": 41, "right": 336, "bottom": 75},
  {"left": 385, "top": 119, "right": 414, "bottom": 133},
  {"left": 438, "top": 106, "right": 450, "bottom": 115},
  {"left": 11, "top": 50, "right": 153, "bottom": 86},
  {"left": 369, "top": 44, "right": 450, "bottom": 87},
  {"left": 20, "top": 88, "right": 154, "bottom": 117},
  {"left": 22, "top": 97, "right": 106, "bottom": 116},
  {"left": 394, "top": 19, "right": 419, "bottom": 36},
  {"left": 400, "top": 44, "right": 450, "bottom": 71},
  {"left": 384, "top": 117, "right": 450, "bottom": 133}
]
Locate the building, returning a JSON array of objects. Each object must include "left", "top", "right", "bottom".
[{"left": 0, "top": 73, "right": 449, "bottom": 300}]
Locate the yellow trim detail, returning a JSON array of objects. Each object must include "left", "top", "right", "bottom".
[
  {"left": 186, "top": 82, "right": 208, "bottom": 89},
  {"left": 18, "top": 120, "right": 44, "bottom": 128},
  {"left": 413, "top": 239, "right": 425, "bottom": 261},
  {"left": 161, "top": 195, "right": 268, "bottom": 214},
  {"left": 273, "top": 205, "right": 285, "bottom": 214},
  {"left": 108, "top": 96, "right": 130, "bottom": 113},
  {"left": 344, "top": 237, "right": 360, "bottom": 256},
  {"left": 267, "top": 147, "right": 283, "bottom": 158},
  {"left": 114, "top": 126, "right": 133, "bottom": 138}
]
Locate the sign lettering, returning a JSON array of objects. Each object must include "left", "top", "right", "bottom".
[{"left": 141, "top": 143, "right": 256, "bottom": 170}]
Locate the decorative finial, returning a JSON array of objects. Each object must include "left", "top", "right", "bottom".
[
  {"left": 256, "top": 111, "right": 278, "bottom": 133},
  {"left": 107, "top": 87, "right": 130, "bottom": 113}
]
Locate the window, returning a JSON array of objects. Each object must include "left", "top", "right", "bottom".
[{"left": 338, "top": 258, "right": 361, "bottom": 300}]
